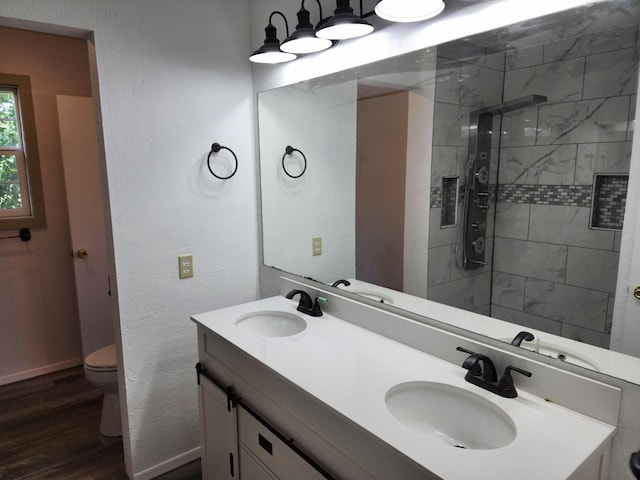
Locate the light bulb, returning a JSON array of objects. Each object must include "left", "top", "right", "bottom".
[{"left": 375, "top": 0, "right": 445, "bottom": 23}]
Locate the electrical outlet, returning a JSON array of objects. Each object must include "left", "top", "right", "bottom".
[
  {"left": 312, "top": 237, "right": 322, "bottom": 256},
  {"left": 178, "top": 254, "right": 193, "bottom": 279}
]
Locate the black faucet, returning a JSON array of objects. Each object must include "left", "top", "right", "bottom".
[
  {"left": 510, "top": 331, "right": 534, "bottom": 346},
  {"left": 285, "top": 289, "right": 324, "bottom": 317},
  {"left": 456, "top": 347, "right": 532, "bottom": 398},
  {"left": 331, "top": 279, "right": 351, "bottom": 288},
  {"left": 457, "top": 347, "right": 497, "bottom": 382},
  {"left": 631, "top": 451, "right": 640, "bottom": 479}
]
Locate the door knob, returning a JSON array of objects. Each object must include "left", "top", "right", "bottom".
[
  {"left": 76, "top": 248, "right": 89, "bottom": 259},
  {"left": 634, "top": 286, "right": 640, "bottom": 300}
]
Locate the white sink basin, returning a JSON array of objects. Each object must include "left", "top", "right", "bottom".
[
  {"left": 385, "top": 381, "right": 516, "bottom": 450},
  {"left": 235, "top": 311, "right": 307, "bottom": 338},
  {"left": 502, "top": 338, "right": 600, "bottom": 371}
]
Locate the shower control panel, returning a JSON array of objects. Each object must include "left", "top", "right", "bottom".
[
  {"left": 462, "top": 113, "right": 492, "bottom": 269},
  {"left": 459, "top": 95, "right": 547, "bottom": 270}
]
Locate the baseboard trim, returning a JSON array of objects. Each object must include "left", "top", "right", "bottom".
[
  {"left": 0, "top": 358, "right": 84, "bottom": 386},
  {"left": 133, "top": 447, "right": 200, "bottom": 480}
]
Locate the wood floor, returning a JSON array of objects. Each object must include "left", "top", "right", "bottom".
[{"left": 0, "top": 366, "right": 201, "bottom": 480}]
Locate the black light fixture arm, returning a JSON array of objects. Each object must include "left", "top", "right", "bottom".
[
  {"left": 303, "top": 0, "right": 325, "bottom": 23},
  {"left": 360, "top": 0, "right": 376, "bottom": 18},
  {"left": 269, "top": 10, "right": 291, "bottom": 37}
]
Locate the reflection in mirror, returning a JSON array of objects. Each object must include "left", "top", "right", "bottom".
[{"left": 259, "top": 0, "right": 640, "bottom": 380}]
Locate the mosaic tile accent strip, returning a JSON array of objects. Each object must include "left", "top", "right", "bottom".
[
  {"left": 496, "top": 184, "right": 592, "bottom": 207},
  {"left": 590, "top": 174, "right": 628, "bottom": 230},
  {"left": 430, "top": 184, "right": 512, "bottom": 208},
  {"left": 430, "top": 186, "right": 477, "bottom": 207},
  {"left": 431, "top": 187, "right": 442, "bottom": 208}
]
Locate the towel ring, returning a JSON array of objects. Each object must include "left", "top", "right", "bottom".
[
  {"left": 207, "top": 143, "right": 238, "bottom": 180},
  {"left": 282, "top": 145, "right": 307, "bottom": 179}
]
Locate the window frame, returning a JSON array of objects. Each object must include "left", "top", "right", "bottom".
[{"left": 0, "top": 73, "right": 46, "bottom": 230}]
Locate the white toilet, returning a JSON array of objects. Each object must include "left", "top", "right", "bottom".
[{"left": 84, "top": 343, "right": 121, "bottom": 437}]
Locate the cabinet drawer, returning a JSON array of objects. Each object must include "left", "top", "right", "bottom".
[
  {"left": 239, "top": 444, "right": 278, "bottom": 480},
  {"left": 238, "top": 406, "right": 328, "bottom": 480}
]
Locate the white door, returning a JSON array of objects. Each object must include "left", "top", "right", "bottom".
[
  {"left": 616, "top": 203, "right": 640, "bottom": 357},
  {"left": 611, "top": 90, "right": 640, "bottom": 357},
  {"left": 57, "top": 95, "right": 113, "bottom": 357}
]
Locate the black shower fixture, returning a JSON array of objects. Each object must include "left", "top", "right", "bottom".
[{"left": 457, "top": 94, "right": 548, "bottom": 270}]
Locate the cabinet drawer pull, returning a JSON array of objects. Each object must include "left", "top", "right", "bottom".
[{"left": 259, "top": 434, "right": 273, "bottom": 455}]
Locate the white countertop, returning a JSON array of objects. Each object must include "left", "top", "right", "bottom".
[
  {"left": 192, "top": 295, "right": 616, "bottom": 479},
  {"left": 342, "top": 278, "right": 640, "bottom": 383}
]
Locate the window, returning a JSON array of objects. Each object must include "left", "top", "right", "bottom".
[{"left": 0, "top": 74, "right": 45, "bottom": 229}]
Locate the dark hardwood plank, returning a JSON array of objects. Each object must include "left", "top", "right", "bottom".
[
  {"left": 0, "top": 366, "right": 202, "bottom": 480},
  {"left": 0, "top": 366, "right": 126, "bottom": 480}
]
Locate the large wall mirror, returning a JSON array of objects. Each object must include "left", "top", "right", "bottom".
[{"left": 259, "top": 0, "right": 640, "bottom": 383}]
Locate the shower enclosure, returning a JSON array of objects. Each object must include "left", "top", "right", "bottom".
[{"left": 427, "top": 23, "right": 639, "bottom": 349}]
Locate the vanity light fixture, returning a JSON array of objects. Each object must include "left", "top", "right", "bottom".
[
  {"left": 281, "top": 0, "right": 333, "bottom": 54},
  {"left": 250, "top": 11, "right": 297, "bottom": 64},
  {"left": 316, "top": 0, "right": 374, "bottom": 40},
  {"left": 375, "top": 0, "right": 445, "bottom": 23}
]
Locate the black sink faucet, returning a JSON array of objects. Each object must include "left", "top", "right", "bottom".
[
  {"left": 285, "top": 289, "right": 325, "bottom": 317},
  {"left": 331, "top": 279, "right": 351, "bottom": 288},
  {"left": 510, "top": 331, "right": 534, "bottom": 346},
  {"left": 457, "top": 347, "right": 497, "bottom": 382},
  {"left": 456, "top": 347, "right": 532, "bottom": 398}
]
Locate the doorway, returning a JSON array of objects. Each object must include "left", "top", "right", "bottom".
[{"left": 0, "top": 26, "right": 111, "bottom": 384}]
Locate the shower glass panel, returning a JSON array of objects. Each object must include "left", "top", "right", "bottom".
[{"left": 427, "top": 24, "right": 639, "bottom": 349}]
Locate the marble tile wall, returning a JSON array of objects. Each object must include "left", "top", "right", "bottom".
[
  {"left": 428, "top": 25, "right": 639, "bottom": 349},
  {"left": 427, "top": 50, "right": 504, "bottom": 312},
  {"left": 492, "top": 25, "right": 639, "bottom": 348}
]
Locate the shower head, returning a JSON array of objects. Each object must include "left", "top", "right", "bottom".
[{"left": 471, "top": 94, "right": 547, "bottom": 116}]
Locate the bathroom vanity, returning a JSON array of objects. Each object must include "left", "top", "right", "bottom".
[{"left": 192, "top": 285, "right": 618, "bottom": 479}]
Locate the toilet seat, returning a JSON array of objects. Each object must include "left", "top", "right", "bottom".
[{"left": 85, "top": 344, "right": 117, "bottom": 371}]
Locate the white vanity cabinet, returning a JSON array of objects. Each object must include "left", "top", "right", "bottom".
[
  {"left": 197, "top": 364, "right": 335, "bottom": 480},
  {"left": 236, "top": 406, "right": 327, "bottom": 480}
]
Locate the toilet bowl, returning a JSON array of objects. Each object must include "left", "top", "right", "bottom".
[{"left": 84, "top": 344, "right": 121, "bottom": 437}]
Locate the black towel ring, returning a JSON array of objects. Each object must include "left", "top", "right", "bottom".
[
  {"left": 207, "top": 143, "right": 238, "bottom": 180},
  {"left": 282, "top": 145, "right": 307, "bottom": 179}
]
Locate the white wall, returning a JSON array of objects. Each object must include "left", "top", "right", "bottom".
[
  {"left": 0, "top": 1, "right": 259, "bottom": 478},
  {"left": 259, "top": 81, "right": 357, "bottom": 283},
  {"left": 404, "top": 90, "right": 434, "bottom": 297}
]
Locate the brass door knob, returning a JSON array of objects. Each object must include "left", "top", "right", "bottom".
[
  {"left": 76, "top": 248, "right": 89, "bottom": 259},
  {"left": 634, "top": 286, "right": 640, "bottom": 300}
]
